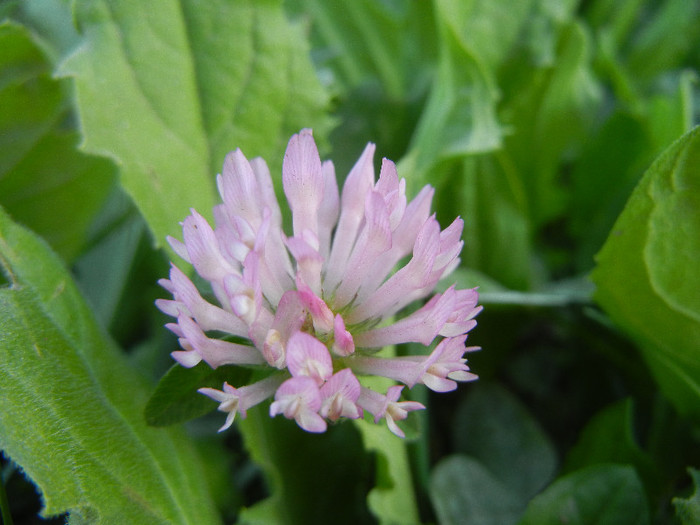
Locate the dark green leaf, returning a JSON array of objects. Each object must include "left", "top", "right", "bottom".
[
  {"left": 674, "top": 468, "right": 700, "bottom": 525},
  {"left": 0, "top": 22, "right": 115, "bottom": 263},
  {"left": 430, "top": 455, "right": 523, "bottom": 525},
  {"left": 145, "top": 362, "right": 251, "bottom": 427},
  {"left": 519, "top": 464, "right": 649, "bottom": 525},
  {"left": 563, "top": 398, "right": 659, "bottom": 494},
  {"left": 453, "top": 382, "right": 557, "bottom": 501}
]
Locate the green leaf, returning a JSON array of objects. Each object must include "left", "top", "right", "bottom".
[
  {"left": 0, "top": 206, "right": 220, "bottom": 524},
  {"left": 519, "top": 464, "right": 649, "bottom": 525},
  {"left": 452, "top": 382, "right": 557, "bottom": 501},
  {"left": 0, "top": 22, "right": 115, "bottom": 263},
  {"left": 403, "top": 0, "right": 503, "bottom": 185},
  {"left": 237, "top": 409, "right": 374, "bottom": 525},
  {"left": 354, "top": 415, "right": 421, "bottom": 524},
  {"left": 59, "top": 0, "right": 331, "bottom": 252},
  {"left": 563, "top": 399, "right": 659, "bottom": 494},
  {"left": 674, "top": 468, "right": 700, "bottom": 525},
  {"left": 145, "top": 362, "right": 251, "bottom": 427},
  {"left": 592, "top": 127, "right": 700, "bottom": 418},
  {"left": 502, "top": 20, "right": 603, "bottom": 227},
  {"left": 434, "top": 155, "right": 534, "bottom": 290},
  {"left": 429, "top": 455, "right": 523, "bottom": 525}
]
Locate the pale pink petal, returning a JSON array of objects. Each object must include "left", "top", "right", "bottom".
[
  {"left": 283, "top": 129, "right": 324, "bottom": 239},
  {"left": 285, "top": 331, "right": 333, "bottom": 386}
]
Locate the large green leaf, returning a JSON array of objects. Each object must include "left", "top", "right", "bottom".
[
  {"left": 519, "top": 464, "right": 649, "bottom": 525},
  {"left": 0, "top": 206, "right": 220, "bottom": 524},
  {"left": 59, "top": 0, "right": 331, "bottom": 250},
  {"left": 592, "top": 127, "right": 700, "bottom": 419}
]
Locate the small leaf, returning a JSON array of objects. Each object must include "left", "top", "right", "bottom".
[
  {"left": 145, "top": 362, "right": 251, "bottom": 427},
  {"left": 674, "top": 468, "right": 700, "bottom": 525},
  {"left": 593, "top": 127, "right": 700, "bottom": 418},
  {"left": 0, "top": 206, "right": 220, "bottom": 524},
  {"left": 519, "top": 464, "right": 650, "bottom": 525},
  {"left": 430, "top": 455, "right": 523, "bottom": 525}
]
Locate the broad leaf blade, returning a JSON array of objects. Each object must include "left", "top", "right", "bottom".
[
  {"left": 592, "top": 127, "right": 700, "bottom": 418},
  {"left": 59, "top": 0, "right": 331, "bottom": 251},
  {"left": 0, "top": 206, "right": 220, "bottom": 524}
]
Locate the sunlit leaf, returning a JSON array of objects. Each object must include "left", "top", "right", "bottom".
[
  {"left": 593, "top": 127, "right": 700, "bottom": 418},
  {"left": 59, "top": 0, "right": 331, "bottom": 252}
]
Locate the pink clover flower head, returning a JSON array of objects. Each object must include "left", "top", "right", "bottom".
[{"left": 158, "top": 129, "right": 481, "bottom": 438}]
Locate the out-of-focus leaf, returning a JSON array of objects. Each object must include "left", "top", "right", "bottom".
[
  {"left": 519, "top": 464, "right": 649, "bottom": 525},
  {"left": 563, "top": 399, "right": 658, "bottom": 493},
  {"left": 0, "top": 22, "right": 115, "bottom": 263},
  {"left": 145, "top": 362, "right": 251, "bottom": 427},
  {"left": 59, "top": 0, "right": 331, "bottom": 252},
  {"left": 674, "top": 468, "right": 700, "bottom": 525},
  {"left": 0, "top": 22, "right": 62, "bottom": 174},
  {"left": 453, "top": 382, "right": 557, "bottom": 501},
  {"left": 626, "top": 0, "right": 700, "bottom": 82},
  {"left": 502, "top": 21, "right": 602, "bottom": 227},
  {"left": 286, "top": 0, "right": 437, "bottom": 175},
  {"left": 405, "top": 0, "right": 503, "bottom": 185},
  {"left": 569, "top": 110, "right": 653, "bottom": 270},
  {"left": 8, "top": 0, "right": 81, "bottom": 62},
  {"left": 430, "top": 455, "right": 523, "bottom": 525},
  {"left": 593, "top": 127, "right": 700, "bottom": 418},
  {"left": 0, "top": 206, "right": 220, "bottom": 524},
  {"left": 1, "top": 130, "right": 115, "bottom": 262},
  {"left": 436, "top": 155, "right": 534, "bottom": 290}
]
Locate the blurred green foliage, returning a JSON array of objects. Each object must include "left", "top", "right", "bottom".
[{"left": 1, "top": 0, "right": 699, "bottom": 523}]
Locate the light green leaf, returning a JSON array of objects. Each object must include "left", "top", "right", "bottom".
[
  {"left": 519, "top": 464, "right": 649, "bottom": 525},
  {"left": 674, "top": 468, "right": 700, "bottom": 525},
  {"left": 59, "top": 0, "right": 331, "bottom": 251},
  {"left": 355, "top": 415, "right": 420, "bottom": 525},
  {"left": 430, "top": 455, "right": 523, "bottom": 525},
  {"left": 452, "top": 382, "right": 557, "bottom": 501},
  {"left": 592, "top": 127, "right": 700, "bottom": 418},
  {"left": 0, "top": 206, "right": 220, "bottom": 524}
]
